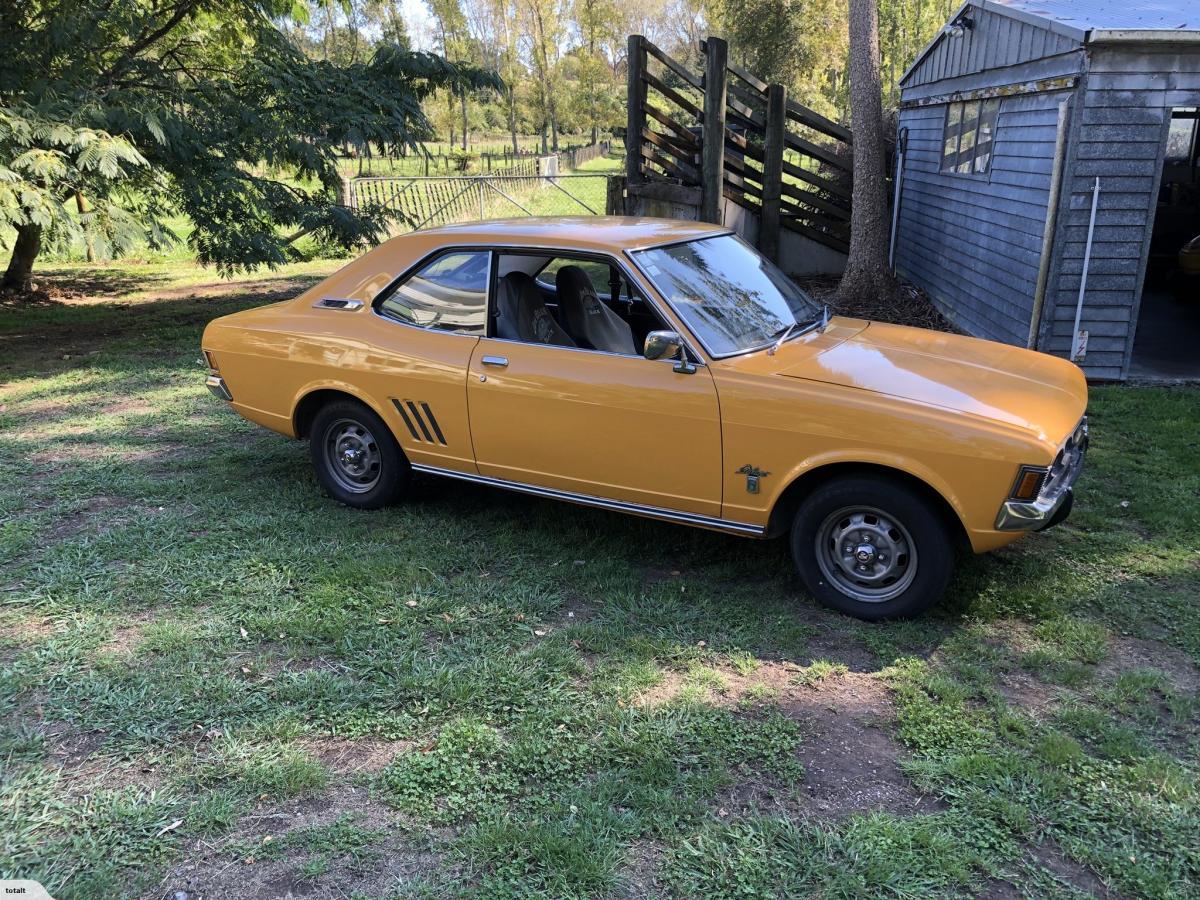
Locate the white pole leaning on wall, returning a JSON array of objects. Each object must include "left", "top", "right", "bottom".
[
  {"left": 1071, "top": 177, "right": 1101, "bottom": 363},
  {"left": 1028, "top": 97, "right": 1071, "bottom": 349},
  {"left": 888, "top": 127, "right": 908, "bottom": 273}
]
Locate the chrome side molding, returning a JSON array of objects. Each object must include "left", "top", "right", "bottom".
[
  {"left": 313, "top": 297, "right": 364, "bottom": 310},
  {"left": 409, "top": 463, "right": 765, "bottom": 537}
]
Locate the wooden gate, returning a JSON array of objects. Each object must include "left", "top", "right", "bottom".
[{"left": 624, "top": 35, "right": 853, "bottom": 259}]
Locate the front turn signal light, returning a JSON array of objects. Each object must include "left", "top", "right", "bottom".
[
  {"left": 1011, "top": 466, "right": 1048, "bottom": 501},
  {"left": 203, "top": 349, "right": 219, "bottom": 372}
]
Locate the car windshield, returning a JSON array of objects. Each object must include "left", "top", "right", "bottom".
[{"left": 631, "top": 234, "right": 820, "bottom": 357}]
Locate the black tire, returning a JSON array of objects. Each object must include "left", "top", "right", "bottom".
[
  {"left": 309, "top": 398, "right": 410, "bottom": 509},
  {"left": 790, "top": 474, "right": 954, "bottom": 620}
]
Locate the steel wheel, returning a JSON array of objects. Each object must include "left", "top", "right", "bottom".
[
  {"left": 322, "top": 417, "right": 382, "bottom": 494},
  {"left": 814, "top": 505, "right": 918, "bottom": 604}
]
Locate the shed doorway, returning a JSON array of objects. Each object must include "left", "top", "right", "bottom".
[{"left": 1130, "top": 108, "right": 1200, "bottom": 379}]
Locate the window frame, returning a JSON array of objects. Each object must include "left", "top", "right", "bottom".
[
  {"left": 371, "top": 247, "right": 493, "bottom": 338},
  {"left": 488, "top": 246, "right": 705, "bottom": 365},
  {"left": 940, "top": 98, "right": 1001, "bottom": 177}
]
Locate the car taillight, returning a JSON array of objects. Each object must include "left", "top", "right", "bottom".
[{"left": 203, "top": 349, "right": 219, "bottom": 372}]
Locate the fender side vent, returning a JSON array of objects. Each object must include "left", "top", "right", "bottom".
[{"left": 392, "top": 399, "right": 447, "bottom": 446}]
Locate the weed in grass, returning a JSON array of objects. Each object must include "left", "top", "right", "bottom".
[
  {"left": 185, "top": 738, "right": 328, "bottom": 801},
  {"left": 793, "top": 658, "right": 849, "bottom": 687}
]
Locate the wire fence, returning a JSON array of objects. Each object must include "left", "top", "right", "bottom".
[{"left": 348, "top": 173, "right": 615, "bottom": 232}]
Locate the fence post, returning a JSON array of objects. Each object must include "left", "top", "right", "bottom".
[
  {"left": 701, "top": 36, "right": 728, "bottom": 225},
  {"left": 606, "top": 176, "right": 627, "bottom": 216},
  {"left": 337, "top": 175, "right": 355, "bottom": 210},
  {"left": 759, "top": 83, "right": 786, "bottom": 262},
  {"left": 626, "top": 34, "right": 646, "bottom": 187}
]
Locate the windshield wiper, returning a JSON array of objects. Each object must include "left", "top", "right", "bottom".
[
  {"left": 767, "top": 305, "right": 829, "bottom": 355},
  {"left": 767, "top": 321, "right": 797, "bottom": 356}
]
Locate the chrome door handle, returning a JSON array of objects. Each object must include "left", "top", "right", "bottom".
[{"left": 481, "top": 355, "right": 508, "bottom": 368}]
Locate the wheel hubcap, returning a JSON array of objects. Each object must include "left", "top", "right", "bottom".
[
  {"left": 324, "top": 418, "right": 381, "bottom": 493},
  {"left": 815, "top": 506, "right": 918, "bottom": 603}
]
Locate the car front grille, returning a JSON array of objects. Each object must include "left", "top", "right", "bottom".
[{"left": 1043, "top": 417, "right": 1088, "bottom": 500}]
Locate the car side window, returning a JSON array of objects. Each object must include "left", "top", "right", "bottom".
[{"left": 377, "top": 251, "right": 489, "bottom": 335}]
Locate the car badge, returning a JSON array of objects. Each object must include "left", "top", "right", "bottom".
[{"left": 735, "top": 464, "right": 770, "bottom": 494}]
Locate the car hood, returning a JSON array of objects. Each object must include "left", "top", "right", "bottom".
[{"left": 771, "top": 320, "right": 1087, "bottom": 443}]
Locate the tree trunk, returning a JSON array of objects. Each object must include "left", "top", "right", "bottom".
[
  {"left": 460, "top": 86, "right": 468, "bottom": 151},
  {"left": 508, "top": 87, "right": 519, "bottom": 155},
  {"left": 76, "top": 192, "right": 96, "bottom": 263},
  {"left": 836, "top": 0, "right": 894, "bottom": 305},
  {"left": 3, "top": 224, "right": 42, "bottom": 293}
]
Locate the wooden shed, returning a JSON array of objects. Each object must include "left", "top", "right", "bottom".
[{"left": 893, "top": 0, "right": 1200, "bottom": 380}]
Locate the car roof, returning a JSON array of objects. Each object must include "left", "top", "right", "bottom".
[{"left": 411, "top": 216, "right": 729, "bottom": 252}]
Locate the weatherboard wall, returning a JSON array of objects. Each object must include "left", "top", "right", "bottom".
[
  {"left": 903, "top": 4, "right": 1082, "bottom": 90},
  {"left": 1037, "top": 46, "right": 1200, "bottom": 380},
  {"left": 895, "top": 88, "right": 1080, "bottom": 347}
]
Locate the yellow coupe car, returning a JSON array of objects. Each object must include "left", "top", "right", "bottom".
[{"left": 202, "top": 218, "right": 1088, "bottom": 619}]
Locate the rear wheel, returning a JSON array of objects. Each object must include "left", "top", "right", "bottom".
[
  {"left": 790, "top": 475, "right": 953, "bottom": 620},
  {"left": 309, "top": 399, "right": 410, "bottom": 509}
]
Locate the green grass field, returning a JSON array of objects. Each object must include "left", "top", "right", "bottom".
[{"left": 1, "top": 259, "right": 1198, "bottom": 898}]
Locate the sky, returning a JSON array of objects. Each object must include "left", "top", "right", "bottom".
[{"left": 401, "top": 0, "right": 437, "bottom": 51}]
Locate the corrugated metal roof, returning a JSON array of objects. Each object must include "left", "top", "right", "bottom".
[{"left": 987, "top": 0, "right": 1200, "bottom": 32}]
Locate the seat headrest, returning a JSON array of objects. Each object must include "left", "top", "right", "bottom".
[{"left": 555, "top": 264, "right": 636, "bottom": 355}]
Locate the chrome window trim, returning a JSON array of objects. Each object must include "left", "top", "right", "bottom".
[
  {"left": 371, "top": 247, "right": 492, "bottom": 337},
  {"left": 410, "top": 463, "right": 763, "bottom": 537},
  {"left": 626, "top": 234, "right": 823, "bottom": 361}
]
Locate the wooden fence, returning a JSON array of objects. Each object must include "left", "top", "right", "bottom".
[{"left": 625, "top": 35, "right": 853, "bottom": 257}]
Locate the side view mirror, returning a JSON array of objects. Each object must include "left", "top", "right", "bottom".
[
  {"left": 643, "top": 330, "right": 682, "bottom": 360},
  {"left": 643, "top": 330, "right": 697, "bottom": 374}
]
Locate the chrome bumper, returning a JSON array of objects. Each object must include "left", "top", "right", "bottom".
[
  {"left": 996, "top": 488, "right": 1074, "bottom": 531},
  {"left": 995, "top": 417, "right": 1087, "bottom": 532},
  {"left": 205, "top": 375, "right": 233, "bottom": 401}
]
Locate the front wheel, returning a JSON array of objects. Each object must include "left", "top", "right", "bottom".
[
  {"left": 309, "top": 399, "right": 410, "bottom": 509},
  {"left": 790, "top": 475, "right": 954, "bottom": 620}
]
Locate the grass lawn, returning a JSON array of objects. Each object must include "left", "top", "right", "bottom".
[{"left": 1, "top": 259, "right": 1198, "bottom": 899}]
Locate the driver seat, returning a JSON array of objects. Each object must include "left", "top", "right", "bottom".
[{"left": 556, "top": 266, "right": 636, "bottom": 355}]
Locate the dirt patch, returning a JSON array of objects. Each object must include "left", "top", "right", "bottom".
[
  {"left": 156, "top": 784, "right": 444, "bottom": 900},
  {"left": 783, "top": 673, "right": 939, "bottom": 818},
  {"left": 556, "top": 595, "right": 595, "bottom": 625},
  {"left": 298, "top": 736, "right": 411, "bottom": 775},
  {"left": 99, "top": 397, "right": 157, "bottom": 417},
  {"left": 636, "top": 660, "right": 935, "bottom": 819},
  {"left": 1099, "top": 636, "right": 1200, "bottom": 695},
  {"left": 996, "top": 669, "right": 1059, "bottom": 716},
  {"left": 44, "top": 494, "right": 145, "bottom": 540},
  {"left": 614, "top": 839, "right": 666, "bottom": 898},
  {"left": 1028, "top": 838, "right": 1114, "bottom": 898},
  {"left": 798, "top": 621, "right": 880, "bottom": 674},
  {"left": 4, "top": 615, "right": 59, "bottom": 643},
  {"left": 94, "top": 610, "right": 159, "bottom": 657}
]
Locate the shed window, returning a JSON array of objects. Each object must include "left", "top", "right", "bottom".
[{"left": 941, "top": 99, "right": 1000, "bottom": 175}]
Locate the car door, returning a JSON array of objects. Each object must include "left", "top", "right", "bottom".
[{"left": 465, "top": 254, "right": 723, "bottom": 518}]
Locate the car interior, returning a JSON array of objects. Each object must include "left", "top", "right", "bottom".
[{"left": 493, "top": 252, "right": 671, "bottom": 357}]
